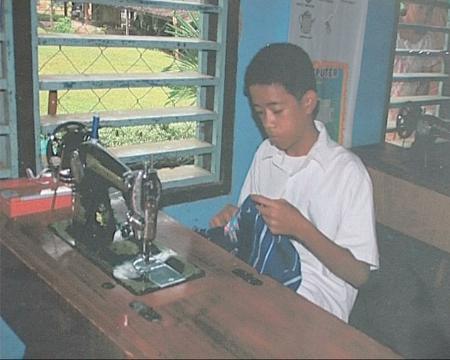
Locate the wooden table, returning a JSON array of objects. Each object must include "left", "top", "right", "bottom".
[{"left": 0, "top": 210, "right": 400, "bottom": 359}]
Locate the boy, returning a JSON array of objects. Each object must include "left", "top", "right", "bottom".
[{"left": 209, "top": 43, "right": 379, "bottom": 322}]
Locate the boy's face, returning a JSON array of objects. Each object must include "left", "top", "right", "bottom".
[{"left": 249, "top": 83, "right": 317, "bottom": 156}]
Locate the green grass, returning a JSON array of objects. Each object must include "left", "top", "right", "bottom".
[
  {"left": 38, "top": 46, "right": 196, "bottom": 146},
  {"left": 39, "top": 46, "right": 179, "bottom": 114},
  {"left": 39, "top": 46, "right": 174, "bottom": 75},
  {"left": 99, "top": 122, "right": 196, "bottom": 147}
]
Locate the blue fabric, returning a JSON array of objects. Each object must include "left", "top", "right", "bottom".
[{"left": 205, "top": 196, "right": 302, "bottom": 290}]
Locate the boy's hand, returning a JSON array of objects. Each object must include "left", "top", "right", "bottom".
[
  {"left": 251, "top": 194, "right": 306, "bottom": 237},
  {"left": 209, "top": 204, "right": 238, "bottom": 228},
  {"left": 252, "top": 195, "right": 371, "bottom": 288}
]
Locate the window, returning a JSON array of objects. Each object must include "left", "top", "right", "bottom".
[
  {"left": 385, "top": 0, "right": 449, "bottom": 149},
  {"left": 30, "top": 0, "right": 238, "bottom": 205},
  {"left": 0, "top": 0, "right": 18, "bottom": 179}
]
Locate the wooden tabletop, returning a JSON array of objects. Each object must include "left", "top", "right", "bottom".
[{"left": 0, "top": 210, "right": 400, "bottom": 359}]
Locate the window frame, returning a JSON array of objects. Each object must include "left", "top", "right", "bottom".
[
  {"left": 13, "top": 0, "right": 239, "bottom": 207},
  {"left": 0, "top": 0, "right": 19, "bottom": 179}
]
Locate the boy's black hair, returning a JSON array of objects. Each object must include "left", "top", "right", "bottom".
[{"left": 244, "top": 43, "right": 317, "bottom": 101}]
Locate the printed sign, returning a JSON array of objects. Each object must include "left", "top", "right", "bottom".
[
  {"left": 289, "top": 0, "right": 368, "bottom": 146},
  {"left": 314, "top": 61, "right": 348, "bottom": 144}
]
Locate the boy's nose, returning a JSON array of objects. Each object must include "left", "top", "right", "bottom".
[{"left": 262, "top": 110, "right": 276, "bottom": 128}]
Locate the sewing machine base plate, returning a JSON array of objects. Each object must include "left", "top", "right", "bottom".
[{"left": 49, "top": 220, "right": 204, "bottom": 295}]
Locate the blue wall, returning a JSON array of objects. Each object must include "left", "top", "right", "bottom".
[
  {"left": 165, "top": 0, "right": 396, "bottom": 228},
  {"left": 0, "top": 317, "right": 25, "bottom": 359},
  {"left": 352, "top": 0, "right": 398, "bottom": 146}
]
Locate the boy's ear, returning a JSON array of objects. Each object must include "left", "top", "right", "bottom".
[{"left": 302, "top": 90, "right": 318, "bottom": 115}]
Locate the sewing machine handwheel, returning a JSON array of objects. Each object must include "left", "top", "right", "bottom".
[
  {"left": 396, "top": 106, "right": 415, "bottom": 139},
  {"left": 46, "top": 121, "right": 90, "bottom": 169}
]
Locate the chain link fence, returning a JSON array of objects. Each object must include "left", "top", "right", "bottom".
[{"left": 36, "top": 1, "right": 198, "bottom": 150}]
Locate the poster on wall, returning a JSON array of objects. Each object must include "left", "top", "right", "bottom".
[
  {"left": 288, "top": 0, "right": 368, "bottom": 146},
  {"left": 314, "top": 61, "right": 348, "bottom": 144}
]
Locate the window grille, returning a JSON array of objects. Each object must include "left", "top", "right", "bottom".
[
  {"left": 385, "top": 0, "right": 450, "bottom": 148},
  {"left": 32, "top": 0, "right": 236, "bottom": 204}
]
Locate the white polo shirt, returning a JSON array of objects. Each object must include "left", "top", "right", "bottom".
[{"left": 239, "top": 121, "right": 379, "bottom": 322}]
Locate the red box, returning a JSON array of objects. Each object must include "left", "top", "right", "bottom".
[{"left": 0, "top": 178, "right": 73, "bottom": 218}]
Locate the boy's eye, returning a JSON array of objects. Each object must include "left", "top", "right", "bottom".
[{"left": 253, "top": 107, "right": 283, "bottom": 117}]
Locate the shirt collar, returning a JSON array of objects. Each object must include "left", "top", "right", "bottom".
[
  {"left": 307, "top": 120, "right": 336, "bottom": 170},
  {"left": 261, "top": 120, "right": 336, "bottom": 172}
]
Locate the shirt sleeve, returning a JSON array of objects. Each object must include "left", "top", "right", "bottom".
[{"left": 334, "top": 163, "right": 379, "bottom": 270}]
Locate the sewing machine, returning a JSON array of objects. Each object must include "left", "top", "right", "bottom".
[
  {"left": 47, "top": 120, "right": 203, "bottom": 295},
  {"left": 396, "top": 104, "right": 450, "bottom": 172}
]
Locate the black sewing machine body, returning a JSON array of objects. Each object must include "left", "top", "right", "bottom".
[
  {"left": 69, "top": 141, "right": 134, "bottom": 250},
  {"left": 47, "top": 121, "right": 203, "bottom": 295},
  {"left": 396, "top": 104, "right": 450, "bottom": 172}
]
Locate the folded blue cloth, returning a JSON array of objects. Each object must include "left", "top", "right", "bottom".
[{"left": 203, "top": 196, "right": 302, "bottom": 291}]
